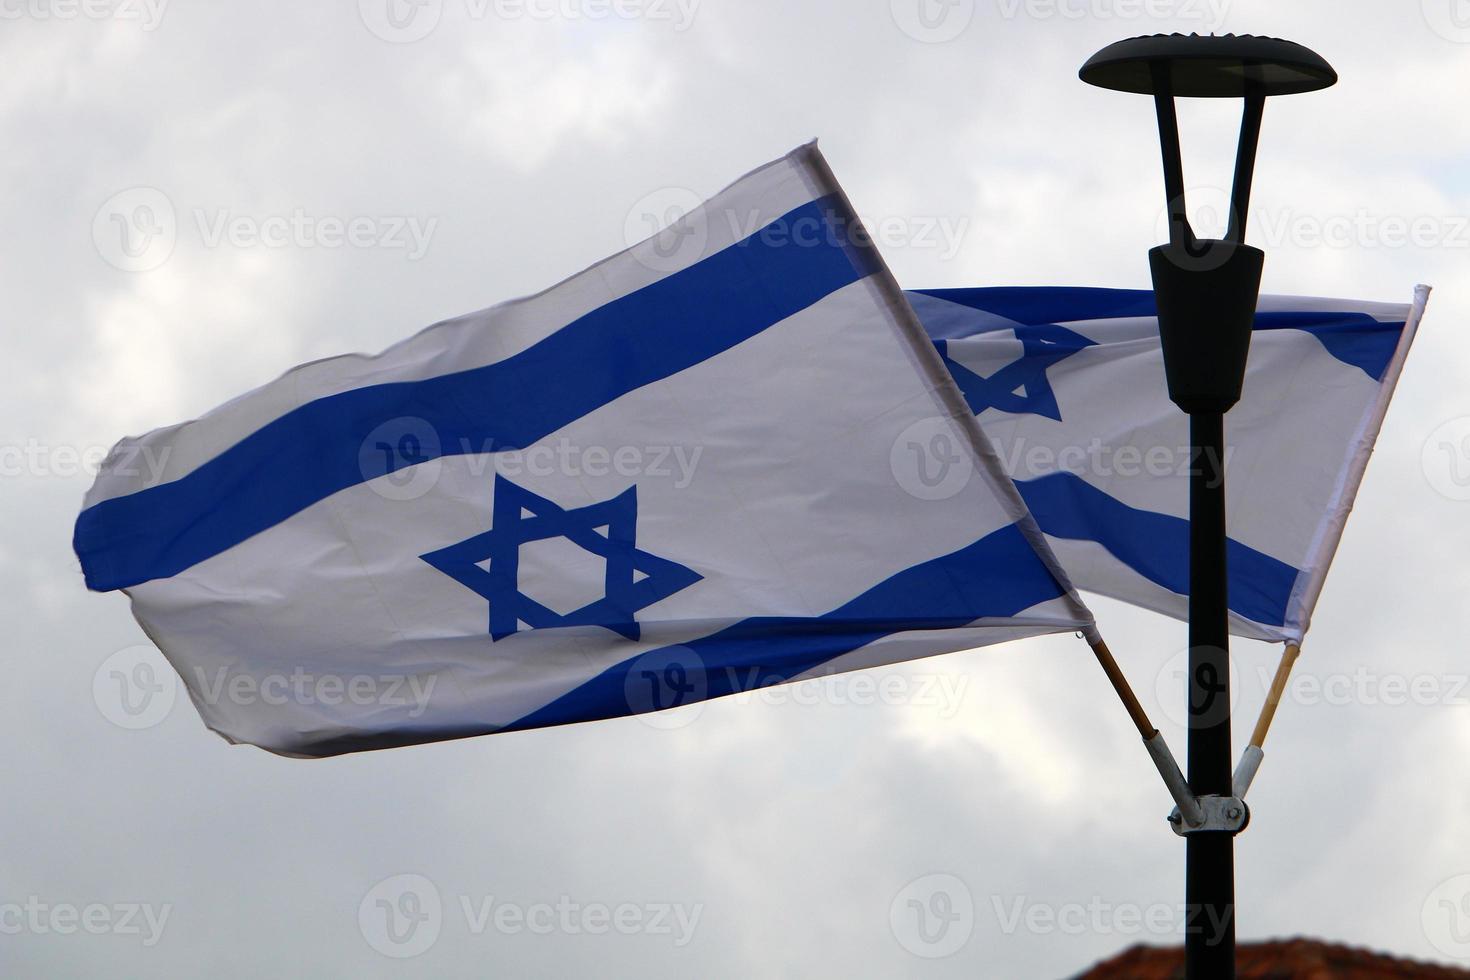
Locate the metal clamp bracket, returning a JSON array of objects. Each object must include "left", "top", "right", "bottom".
[{"left": 1168, "top": 794, "right": 1249, "bottom": 837}]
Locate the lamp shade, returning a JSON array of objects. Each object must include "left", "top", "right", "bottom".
[{"left": 1080, "top": 33, "right": 1336, "bottom": 98}]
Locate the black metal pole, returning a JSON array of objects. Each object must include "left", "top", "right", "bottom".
[
  {"left": 1079, "top": 33, "right": 1338, "bottom": 980},
  {"left": 1185, "top": 410, "right": 1235, "bottom": 979}
]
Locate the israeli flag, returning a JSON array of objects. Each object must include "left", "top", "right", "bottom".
[
  {"left": 910, "top": 285, "right": 1430, "bottom": 644},
  {"left": 75, "top": 145, "right": 1093, "bottom": 757}
]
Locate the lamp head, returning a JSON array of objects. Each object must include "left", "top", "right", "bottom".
[
  {"left": 1080, "top": 32, "right": 1336, "bottom": 98},
  {"left": 1080, "top": 34, "right": 1337, "bottom": 416}
]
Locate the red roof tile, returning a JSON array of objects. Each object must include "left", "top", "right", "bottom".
[{"left": 1076, "top": 938, "right": 1470, "bottom": 979}]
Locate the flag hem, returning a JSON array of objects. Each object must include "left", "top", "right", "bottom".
[
  {"left": 791, "top": 144, "right": 1100, "bottom": 644},
  {"left": 1283, "top": 282, "right": 1431, "bottom": 643}
]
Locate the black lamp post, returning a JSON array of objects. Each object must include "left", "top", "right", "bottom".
[{"left": 1079, "top": 33, "right": 1336, "bottom": 980}]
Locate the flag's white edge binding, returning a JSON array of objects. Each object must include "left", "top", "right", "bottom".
[
  {"left": 1283, "top": 283, "right": 1431, "bottom": 644},
  {"left": 796, "top": 142, "right": 1100, "bottom": 644},
  {"left": 1212, "top": 279, "right": 1419, "bottom": 794}
]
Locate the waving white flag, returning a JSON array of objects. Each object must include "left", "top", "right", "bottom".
[
  {"left": 75, "top": 145, "right": 1094, "bottom": 757},
  {"left": 911, "top": 285, "right": 1428, "bottom": 644}
]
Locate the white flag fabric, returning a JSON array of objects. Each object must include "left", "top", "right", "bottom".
[
  {"left": 909, "top": 285, "right": 1429, "bottom": 644},
  {"left": 75, "top": 145, "right": 1094, "bottom": 757}
]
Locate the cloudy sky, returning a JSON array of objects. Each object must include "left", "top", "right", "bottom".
[{"left": 5, "top": 0, "right": 1469, "bottom": 976}]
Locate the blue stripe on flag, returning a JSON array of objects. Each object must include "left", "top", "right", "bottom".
[
  {"left": 501, "top": 522, "right": 1065, "bottom": 735},
  {"left": 911, "top": 287, "right": 1406, "bottom": 381},
  {"left": 1016, "top": 471, "right": 1299, "bottom": 628},
  {"left": 913, "top": 286, "right": 1158, "bottom": 325},
  {"left": 76, "top": 197, "right": 867, "bottom": 592},
  {"left": 1252, "top": 311, "right": 1403, "bottom": 382}
]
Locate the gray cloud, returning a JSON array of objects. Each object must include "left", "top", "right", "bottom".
[{"left": 5, "top": 0, "right": 1469, "bottom": 975}]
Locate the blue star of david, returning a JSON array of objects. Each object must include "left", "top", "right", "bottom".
[
  {"left": 421, "top": 475, "right": 702, "bottom": 642},
  {"left": 938, "top": 323, "right": 1096, "bottom": 421}
]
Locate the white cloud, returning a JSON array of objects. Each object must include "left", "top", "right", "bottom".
[{"left": 434, "top": 25, "right": 676, "bottom": 172}]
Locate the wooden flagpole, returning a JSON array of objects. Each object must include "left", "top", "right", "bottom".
[
  {"left": 1233, "top": 642, "right": 1302, "bottom": 797},
  {"left": 1088, "top": 637, "right": 1204, "bottom": 827}
]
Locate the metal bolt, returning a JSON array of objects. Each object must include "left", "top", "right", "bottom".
[{"left": 1227, "top": 806, "right": 1242, "bottom": 820}]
